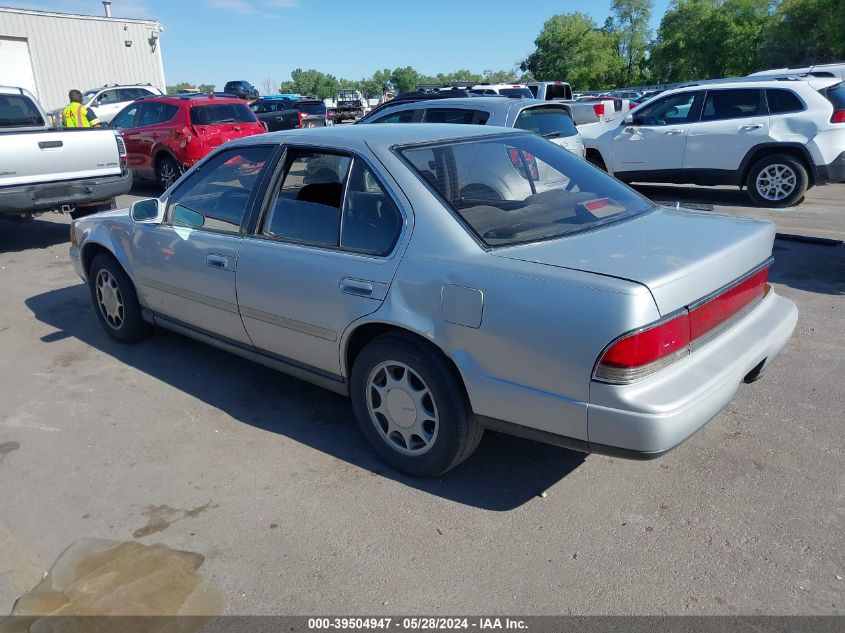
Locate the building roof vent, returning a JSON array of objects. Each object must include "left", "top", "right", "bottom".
[{"left": 103, "top": 1, "right": 112, "bottom": 17}]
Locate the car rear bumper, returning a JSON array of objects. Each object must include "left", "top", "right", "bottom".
[
  {"left": 0, "top": 171, "right": 132, "bottom": 216},
  {"left": 815, "top": 151, "right": 845, "bottom": 184},
  {"left": 586, "top": 289, "right": 798, "bottom": 456}
]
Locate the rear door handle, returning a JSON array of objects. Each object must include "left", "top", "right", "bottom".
[
  {"left": 741, "top": 123, "right": 763, "bottom": 130},
  {"left": 38, "top": 140, "right": 63, "bottom": 149},
  {"left": 664, "top": 129, "right": 684, "bottom": 135},
  {"left": 340, "top": 278, "right": 373, "bottom": 296},
  {"left": 206, "top": 254, "right": 232, "bottom": 271}
]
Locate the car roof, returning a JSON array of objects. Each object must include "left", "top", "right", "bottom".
[
  {"left": 229, "top": 122, "right": 522, "bottom": 151},
  {"left": 667, "top": 76, "right": 839, "bottom": 93},
  {"left": 371, "top": 96, "right": 560, "bottom": 113},
  {"left": 142, "top": 94, "right": 246, "bottom": 105}
]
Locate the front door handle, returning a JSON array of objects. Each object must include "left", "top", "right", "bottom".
[
  {"left": 664, "top": 129, "right": 684, "bottom": 135},
  {"left": 206, "top": 254, "right": 232, "bottom": 270},
  {"left": 740, "top": 123, "right": 763, "bottom": 130},
  {"left": 340, "top": 278, "right": 373, "bottom": 296}
]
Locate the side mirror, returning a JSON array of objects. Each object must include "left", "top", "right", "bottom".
[
  {"left": 130, "top": 198, "right": 161, "bottom": 222},
  {"left": 624, "top": 114, "right": 634, "bottom": 125}
]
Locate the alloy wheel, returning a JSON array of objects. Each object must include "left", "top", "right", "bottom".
[
  {"left": 96, "top": 270, "right": 124, "bottom": 331},
  {"left": 366, "top": 361, "right": 439, "bottom": 455},
  {"left": 755, "top": 164, "right": 797, "bottom": 202},
  {"left": 159, "top": 160, "right": 179, "bottom": 190}
]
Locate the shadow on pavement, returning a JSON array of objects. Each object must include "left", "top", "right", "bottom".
[
  {"left": 770, "top": 238, "right": 845, "bottom": 296},
  {"left": 0, "top": 216, "right": 69, "bottom": 253},
  {"left": 632, "top": 183, "right": 758, "bottom": 209},
  {"left": 25, "top": 284, "right": 585, "bottom": 511}
]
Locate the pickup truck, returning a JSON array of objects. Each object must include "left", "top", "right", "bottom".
[
  {"left": 0, "top": 86, "right": 132, "bottom": 222},
  {"left": 527, "top": 81, "right": 622, "bottom": 125},
  {"left": 334, "top": 89, "right": 367, "bottom": 123},
  {"left": 250, "top": 97, "right": 328, "bottom": 132}
]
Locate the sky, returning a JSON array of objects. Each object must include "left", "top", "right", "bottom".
[{"left": 6, "top": 0, "right": 672, "bottom": 90}]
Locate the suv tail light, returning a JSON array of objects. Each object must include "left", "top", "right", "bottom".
[
  {"left": 298, "top": 110, "right": 305, "bottom": 128},
  {"left": 507, "top": 147, "right": 540, "bottom": 181},
  {"left": 594, "top": 266, "right": 770, "bottom": 384},
  {"left": 831, "top": 110, "right": 845, "bottom": 123},
  {"left": 592, "top": 103, "right": 605, "bottom": 117}
]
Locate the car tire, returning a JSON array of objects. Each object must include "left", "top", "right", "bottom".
[
  {"left": 156, "top": 155, "right": 182, "bottom": 192},
  {"left": 746, "top": 154, "right": 808, "bottom": 208},
  {"left": 88, "top": 254, "right": 152, "bottom": 343},
  {"left": 70, "top": 200, "right": 116, "bottom": 220},
  {"left": 350, "top": 334, "right": 483, "bottom": 477}
]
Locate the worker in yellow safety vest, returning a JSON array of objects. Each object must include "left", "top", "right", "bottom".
[{"left": 61, "top": 90, "right": 101, "bottom": 128}]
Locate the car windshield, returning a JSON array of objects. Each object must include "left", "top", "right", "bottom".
[
  {"left": 399, "top": 133, "right": 654, "bottom": 247},
  {"left": 0, "top": 94, "right": 45, "bottom": 128},
  {"left": 515, "top": 106, "right": 577, "bottom": 138},
  {"left": 81, "top": 90, "right": 98, "bottom": 102},
  {"left": 190, "top": 103, "right": 257, "bottom": 125}
]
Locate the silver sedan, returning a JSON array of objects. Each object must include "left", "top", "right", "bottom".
[{"left": 69, "top": 124, "right": 798, "bottom": 477}]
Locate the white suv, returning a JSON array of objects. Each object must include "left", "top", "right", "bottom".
[
  {"left": 579, "top": 77, "right": 845, "bottom": 206},
  {"left": 50, "top": 84, "right": 163, "bottom": 125}
]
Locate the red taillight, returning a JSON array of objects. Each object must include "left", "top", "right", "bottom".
[
  {"left": 298, "top": 110, "right": 305, "bottom": 128},
  {"left": 595, "top": 266, "right": 771, "bottom": 383},
  {"left": 506, "top": 147, "right": 539, "bottom": 180},
  {"left": 831, "top": 110, "right": 845, "bottom": 123},
  {"left": 593, "top": 103, "right": 605, "bottom": 117}
]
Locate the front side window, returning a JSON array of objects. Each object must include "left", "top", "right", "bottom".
[
  {"left": 372, "top": 109, "right": 420, "bottom": 124},
  {"left": 0, "top": 94, "right": 44, "bottom": 128},
  {"left": 169, "top": 146, "right": 272, "bottom": 234},
  {"left": 137, "top": 101, "right": 175, "bottom": 127},
  {"left": 423, "top": 108, "right": 488, "bottom": 125},
  {"left": 95, "top": 90, "right": 120, "bottom": 105},
  {"left": 110, "top": 103, "right": 140, "bottom": 129},
  {"left": 702, "top": 89, "right": 764, "bottom": 121},
  {"left": 515, "top": 106, "right": 577, "bottom": 138},
  {"left": 634, "top": 91, "right": 700, "bottom": 126},
  {"left": 400, "top": 133, "right": 653, "bottom": 247}
]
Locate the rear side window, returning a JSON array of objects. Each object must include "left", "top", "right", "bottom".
[
  {"left": 138, "top": 101, "right": 179, "bottom": 126},
  {"left": 702, "top": 89, "right": 764, "bottom": 121},
  {"left": 0, "top": 94, "right": 44, "bottom": 128},
  {"left": 766, "top": 89, "right": 804, "bottom": 114},
  {"left": 190, "top": 103, "right": 257, "bottom": 125},
  {"left": 372, "top": 109, "right": 419, "bottom": 124},
  {"left": 423, "top": 108, "right": 489, "bottom": 125},
  {"left": 545, "top": 84, "right": 572, "bottom": 100},
  {"left": 822, "top": 82, "right": 845, "bottom": 110},
  {"left": 515, "top": 106, "right": 577, "bottom": 138}
]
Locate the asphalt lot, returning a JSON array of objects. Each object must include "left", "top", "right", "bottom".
[{"left": 0, "top": 181, "right": 843, "bottom": 616}]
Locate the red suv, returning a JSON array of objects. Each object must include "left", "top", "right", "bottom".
[{"left": 110, "top": 93, "right": 266, "bottom": 191}]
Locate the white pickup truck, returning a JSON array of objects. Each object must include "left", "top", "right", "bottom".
[
  {"left": 527, "top": 81, "right": 623, "bottom": 125},
  {"left": 0, "top": 86, "right": 132, "bottom": 223}
]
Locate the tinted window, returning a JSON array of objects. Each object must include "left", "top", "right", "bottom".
[
  {"left": 823, "top": 81, "right": 845, "bottom": 109},
  {"left": 766, "top": 89, "right": 804, "bottom": 114},
  {"left": 110, "top": 103, "right": 140, "bottom": 129},
  {"left": 545, "top": 84, "right": 571, "bottom": 100},
  {"left": 372, "top": 109, "right": 418, "bottom": 124},
  {"left": 702, "top": 89, "right": 763, "bottom": 121},
  {"left": 500, "top": 88, "right": 533, "bottom": 98},
  {"left": 515, "top": 106, "right": 577, "bottom": 138},
  {"left": 341, "top": 160, "right": 403, "bottom": 255},
  {"left": 263, "top": 151, "right": 352, "bottom": 247},
  {"left": 634, "top": 92, "right": 699, "bottom": 125},
  {"left": 528, "top": 85, "right": 539, "bottom": 97},
  {"left": 170, "top": 146, "right": 272, "bottom": 234},
  {"left": 190, "top": 103, "right": 257, "bottom": 125},
  {"left": 138, "top": 101, "right": 177, "bottom": 126},
  {"left": 296, "top": 101, "right": 326, "bottom": 115},
  {"left": 0, "top": 94, "right": 44, "bottom": 127},
  {"left": 423, "top": 108, "right": 488, "bottom": 124},
  {"left": 400, "top": 133, "right": 653, "bottom": 247}
]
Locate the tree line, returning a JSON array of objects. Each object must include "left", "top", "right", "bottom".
[{"left": 168, "top": 0, "right": 842, "bottom": 98}]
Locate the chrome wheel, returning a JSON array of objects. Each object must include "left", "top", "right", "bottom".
[
  {"left": 366, "top": 361, "right": 439, "bottom": 455},
  {"left": 755, "top": 163, "right": 797, "bottom": 202},
  {"left": 159, "top": 160, "right": 179, "bottom": 190},
  {"left": 95, "top": 269, "right": 124, "bottom": 331}
]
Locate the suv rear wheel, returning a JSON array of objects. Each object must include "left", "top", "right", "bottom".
[
  {"left": 746, "top": 154, "right": 808, "bottom": 208},
  {"left": 156, "top": 155, "right": 182, "bottom": 192}
]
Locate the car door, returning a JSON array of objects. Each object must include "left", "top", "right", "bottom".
[
  {"left": 610, "top": 90, "right": 703, "bottom": 178},
  {"left": 110, "top": 103, "right": 143, "bottom": 169},
  {"left": 236, "top": 147, "right": 408, "bottom": 376},
  {"left": 131, "top": 144, "right": 276, "bottom": 344},
  {"left": 684, "top": 88, "right": 769, "bottom": 174}
]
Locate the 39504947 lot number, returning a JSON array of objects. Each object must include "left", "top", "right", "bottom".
[{"left": 308, "top": 618, "right": 472, "bottom": 629}]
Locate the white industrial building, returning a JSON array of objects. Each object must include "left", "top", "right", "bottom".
[{"left": 0, "top": 3, "right": 165, "bottom": 111}]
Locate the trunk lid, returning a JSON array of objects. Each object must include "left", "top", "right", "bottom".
[{"left": 492, "top": 206, "right": 775, "bottom": 315}]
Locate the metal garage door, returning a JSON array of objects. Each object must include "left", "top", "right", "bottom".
[{"left": 0, "top": 37, "right": 37, "bottom": 97}]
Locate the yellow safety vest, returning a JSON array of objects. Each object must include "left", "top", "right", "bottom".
[{"left": 62, "top": 102, "right": 98, "bottom": 128}]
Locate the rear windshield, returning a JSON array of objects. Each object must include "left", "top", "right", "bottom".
[
  {"left": 399, "top": 133, "right": 653, "bottom": 247},
  {"left": 515, "top": 106, "right": 577, "bottom": 138},
  {"left": 545, "top": 84, "right": 571, "bottom": 100},
  {"left": 528, "top": 85, "right": 539, "bottom": 97},
  {"left": 297, "top": 101, "right": 326, "bottom": 114},
  {"left": 190, "top": 103, "right": 257, "bottom": 125},
  {"left": 823, "top": 81, "right": 845, "bottom": 110},
  {"left": 0, "top": 94, "right": 45, "bottom": 128},
  {"left": 500, "top": 88, "right": 534, "bottom": 98}
]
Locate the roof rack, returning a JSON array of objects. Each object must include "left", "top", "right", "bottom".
[
  {"left": 138, "top": 92, "right": 237, "bottom": 100},
  {"left": 100, "top": 82, "right": 153, "bottom": 88}
]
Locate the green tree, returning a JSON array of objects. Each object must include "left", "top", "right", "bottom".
[
  {"left": 390, "top": 66, "right": 420, "bottom": 94},
  {"left": 611, "top": 0, "right": 653, "bottom": 86},
  {"left": 360, "top": 68, "right": 393, "bottom": 98},
  {"left": 197, "top": 84, "right": 215, "bottom": 94},
  {"left": 279, "top": 69, "right": 340, "bottom": 99},
  {"left": 759, "top": 0, "right": 845, "bottom": 68},
  {"left": 520, "top": 13, "right": 623, "bottom": 90}
]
